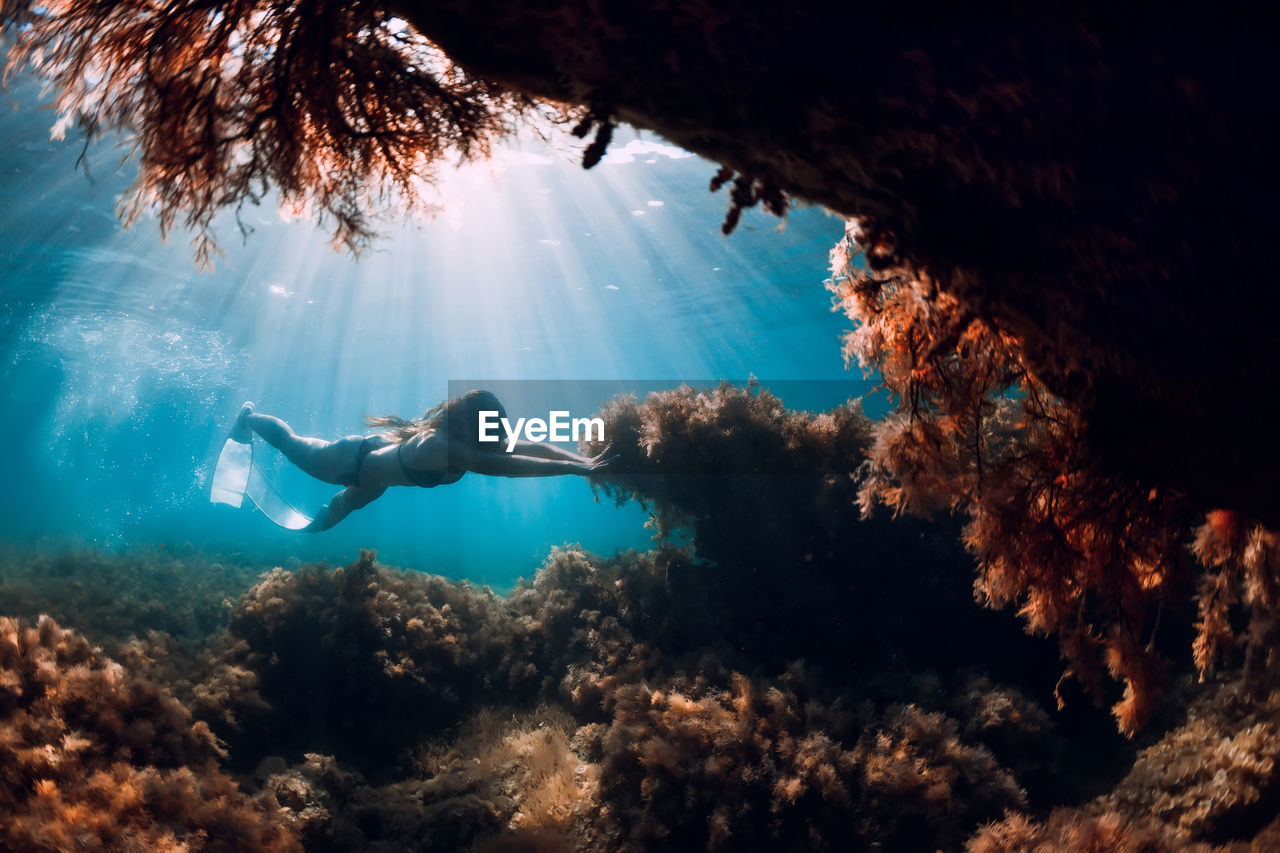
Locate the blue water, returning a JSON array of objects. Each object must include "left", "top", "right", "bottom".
[{"left": 0, "top": 74, "right": 863, "bottom": 587}]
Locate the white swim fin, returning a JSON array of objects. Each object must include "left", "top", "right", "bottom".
[
  {"left": 211, "top": 420, "right": 314, "bottom": 530},
  {"left": 211, "top": 437, "right": 251, "bottom": 508}
]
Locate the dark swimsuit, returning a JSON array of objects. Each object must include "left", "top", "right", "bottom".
[
  {"left": 396, "top": 440, "right": 460, "bottom": 488},
  {"left": 347, "top": 434, "right": 458, "bottom": 488},
  {"left": 345, "top": 436, "right": 385, "bottom": 487}
]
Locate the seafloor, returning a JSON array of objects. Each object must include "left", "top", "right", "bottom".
[{"left": 3, "top": 385, "right": 1279, "bottom": 852}]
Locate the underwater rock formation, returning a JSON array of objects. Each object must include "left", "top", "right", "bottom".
[
  {"left": 205, "top": 545, "right": 727, "bottom": 768},
  {"left": 585, "top": 384, "right": 1065, "bottom": 684},
  {"left": 587, "top": 382, "right": 872, "bottom": 551},
  {"left": 827, "top": 234, "right": 1280, "bottom": 738},
  {"left": 202, "top": 550, "right": 532, "bottom": 772},
  {"left": 592, "top": 669, "right": 1025, "bottom": 852},
  {"left": 6, "top": 540, "right": 1280, "bottom": 850},
  {"left": 968, "top": 662, "right": 1280, "bottom": 850},
  {"left": 506, "top": 546, "right": 672, "bottom": 720},
  {"left": 1102, "top": 676, "right": 1280, "bottom": 843},
  {"left": 264, "top": 710, "right": 590, "bottom": 852},
  {"left": 0, "top": 615, "right": 297, "bottom": 852},
  {"left": 968, "top": 810, "right": 1216, "bottom": 853},
  {"left": 205, "top": 548, "right": 1091, "bottom": 851}
]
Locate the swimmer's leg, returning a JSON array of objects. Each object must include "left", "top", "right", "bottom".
[
  {"left": 304, "top": 485, "right": 387, "bottom": 532},
  {"left": 243, "top": 411, "right": 362, "bottom": 486}
]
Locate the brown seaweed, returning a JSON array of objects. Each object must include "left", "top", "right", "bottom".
[{"left": 0, "top": 615, "right": 298, "bottom": 852}]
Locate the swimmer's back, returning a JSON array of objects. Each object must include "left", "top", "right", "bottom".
[{"left": 361, "top": 430, "right": 462, "bottom": 488}]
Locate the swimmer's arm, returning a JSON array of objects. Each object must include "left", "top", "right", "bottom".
[
  {"left": 509, "top": 439, "right": 593, "bottom": 464},
  {"left": 452, "top": 443, "right": 596, "bottom": 478},
  {"left": 304, "top": 485, "right": 387, "bottom": 532}
]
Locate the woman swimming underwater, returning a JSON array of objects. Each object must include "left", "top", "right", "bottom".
[{"left": 230, "top": 389, "right": 613, "bottom": 531}]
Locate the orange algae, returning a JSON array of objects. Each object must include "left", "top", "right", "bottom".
[
  {"left": 4, "top": 531, "right": 1280, "bottom": 849},
  {"left": 827, "top": 223, "right": 1280, "bottom": 738},
  {"left": 0, "top": 615, "right": 297, "bottom": 852}
]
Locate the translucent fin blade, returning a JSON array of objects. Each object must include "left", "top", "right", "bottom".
[
  {"left": 245, "top": 465, "right": 313, "bottom": 530},
  {"left": 210, "top": 438, "right": 251, "bottom": 507},
  {"left": 211, "top": 434, "right": 313, "bottom": 530}
]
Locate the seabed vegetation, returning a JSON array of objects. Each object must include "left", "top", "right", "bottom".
[{"left": 1, "top": 388, "right": 1278, "bottom": 850}]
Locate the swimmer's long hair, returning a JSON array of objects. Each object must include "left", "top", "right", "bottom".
[{"left": 367, "top": 390, "right": 507, "bottom": 450}]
